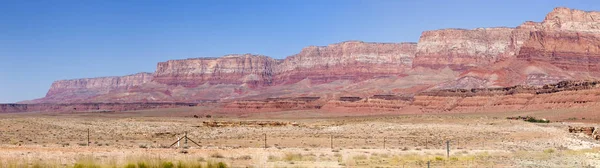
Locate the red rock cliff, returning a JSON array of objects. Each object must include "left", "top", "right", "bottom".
[
  {"left": 152, "top": 54, "right": 278, "bottom": 87},
  {"left": 517, "top": 31, "right": 600, "bottom": 74},
  {"left": 516, "top": 8, "right": 600, "bottom": 76},
  {"left": 28, "top": 7, "right": 600, "bottom": 104},
  {"left": 39, "top": 72, "right": 153, "bottom": 103},
  {"left": 412, "top": 27, "right": 530, "bottom": 71},
  {"left": 541, "top": 7, "right": 600, "bottom": 33},
  {"left": 274, "top": 41, "right": 417, "bottom": 84}
]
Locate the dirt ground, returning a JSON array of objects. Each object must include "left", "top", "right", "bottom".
[{"left": 1, "top": 107, "right": 600, "bottom": 167}]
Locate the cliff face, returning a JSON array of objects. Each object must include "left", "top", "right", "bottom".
[
  {"left": 517, "top": 31, "right": 600, "bottom": 74},
  {"left": 541, "top": 7, "right": 600, "bottom": 33},
  {"left": 514, "top": 8, "right": 600, "bottom": 76},
  {"left": 412, "top": 7, "right": 600, "bottom": 72},
  {"left": 421, "top": 7, "right": 600, "bottom": 89},
  {"left": 152, "top": 54, "right": 278, "bottom": 87},
  {"left": 412, "top": 27, "right": 531, "bottom": 71},
  {"left": 274, "top": 41, "right": 417, "bottom": 84},
  {"left": 39, "top": 72, "right": 153, "bottom": 103},
  {"left": 27, "top": 7, "right": 600, "bottom": 105}
]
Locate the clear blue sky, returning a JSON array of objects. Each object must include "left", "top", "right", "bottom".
[{"left": 0, "top": 0, "right": 598, "bottom": 103}]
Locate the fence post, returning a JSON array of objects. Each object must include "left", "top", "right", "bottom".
[
  {"left": 330, "top": 135, "right": 333, "bottom": 149},
  {"left": 184, "top": 131, "right": 188, "bottom": 147},
  {"left": 87, "top": 128, "right": 90, "bottom": 147},
  {"left": 446, "top": 140, "right": 450, "bottom": 158},
  {"left": 264, "top": 133, "right": 267, "bottom": 149}
]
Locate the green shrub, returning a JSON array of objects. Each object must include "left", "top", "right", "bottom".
[
  {"left": 161, "top": 161, "right": 174, "bottom": 168},
  {"left": 217, "top": 162, "right": 227, "bottom": 168},
  {"left": 526, "top": 117, "right": 550, "bottom": 123},
  {"left": 125, "top": 163, "right": 136, "bottom": 168},
  {"left": 137, "top": 162, "right": 149, "bottom": 168}
]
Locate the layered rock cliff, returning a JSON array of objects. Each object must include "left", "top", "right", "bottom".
[
  {"left": 274, "top": 41, "right": 417, "bottom": 84},
  {"left": 412, "top": 27, "right": 531, "bottom": 71},
  {"left": 512, "top": 8, "right": 600, "bottom": 77},
  {"left": 412, "top": 7, "right": 600, "bottom": 72},
  {"left": 540, "top": 7, "right": 600, "bottom": 33},
  {"left": 420, "top": 7, "right": 600, "bottom": 89},
  {"left": 517, "top": 31, "right": 600, "bottom": 75},
  {"left": 34, "top": 72, "right": 153, "bottom": 103},
  {"left": 26, "top": 7, "right": 600, "bottom": 106},
  {"left": 152, "top": 54, "right": 278, "bottom": 87}
]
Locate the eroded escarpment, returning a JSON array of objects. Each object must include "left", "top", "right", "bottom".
[
  {"left": 25, "top": 7, "right": 600, "bottom": 106},
  {"left": 412, "top": 27, "right": 531, "bottom": 71},
  {"left": 413, "top": 80, "right": 600, "bottom": 113},
  {"left": 26, "top": 72, "right": 154, "bottom": 104},
  {"left": 221, "top": 80, "right": 600, "bottom": 113},
  {"left": 517, "top": 31, "right": 600, "bottom": 75},
  {"left": 323, "top": 95, "right": 414, "bottom": 112},
  {"left": 274, "top": 41, "right": 417, "bottom": 84},
  {"left": 222, "top": 97, "right": 323, "bottom": 112},
  {"left": 153, "top": 54, "right": 278, "bottom": 87},
  {"left": 0, "top": 102, "right": 197, "bottom": 113}
]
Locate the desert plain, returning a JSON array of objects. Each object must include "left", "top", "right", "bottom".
[{"left": 1, "top": 106, "right": 599, "bottom": 168}]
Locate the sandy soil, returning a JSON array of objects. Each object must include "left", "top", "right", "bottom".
[{"left": 0, "top": 107, "right": 599, "bottom": 167}]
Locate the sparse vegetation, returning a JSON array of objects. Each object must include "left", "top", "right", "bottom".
[
  {"left": 210, "top": 152, "right": 225, "bottom": 158},
  {"left": 526, "top": 117, "right": 550, "bottom": 123},
  {"left": 1, "top": 109, "right": 598, "bottom": 167},
  {"left": 283, "top": 153, "right": 304, "bottom": 161},
  {"left": 237, "top": 155, "right": 252, "bottom": 160},
  {"left": 507, "top": 116, "right": 550, "bottom": 123},
  {"left": 353, "top": 155, "right": 368, "bottom": 160}
]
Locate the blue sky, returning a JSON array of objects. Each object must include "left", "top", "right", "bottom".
[{"left": 0, "top": 0, "right": 598, "bottom": 103}]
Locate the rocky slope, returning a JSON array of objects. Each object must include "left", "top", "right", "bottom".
[
  {"left": 412, "top": 80, "right": 600, "bottom": 113},
  {"left": 0, "top": 102, "right": 196, "bottom": 113}
]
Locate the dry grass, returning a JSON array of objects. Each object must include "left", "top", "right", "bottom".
[{"left": 0, "top": 110, "right": 599, "bottom": 167}]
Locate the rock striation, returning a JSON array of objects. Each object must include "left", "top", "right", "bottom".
[
  {"left": 517, "top": 31, "right": 600, "bottom": 74},
  {"left": 412, "top": 28, "right": 530, "bottom": 71},
  {"left": 153, "top": 54, "right": 278, "bottom": 87},
  {"left": 222, "top": 97, "right": 323, "bottom": 112},
  {"left": 539, "top": 7, "right": 600, "bottom": 33},
  {"left": 35, "top": 72, "right": 153, "bottom": 103},
  {"left": 0, "top": 102, "right": 196, "bottom": 113},
  {"left": 274, "top": 41, "right": 417, "bottom": 84},
  {"left": 413, "top": 80, "right": 600, "bottom": 113},
  {"left": 25, "top": 7, "right": 600, "bottom": 107}
]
